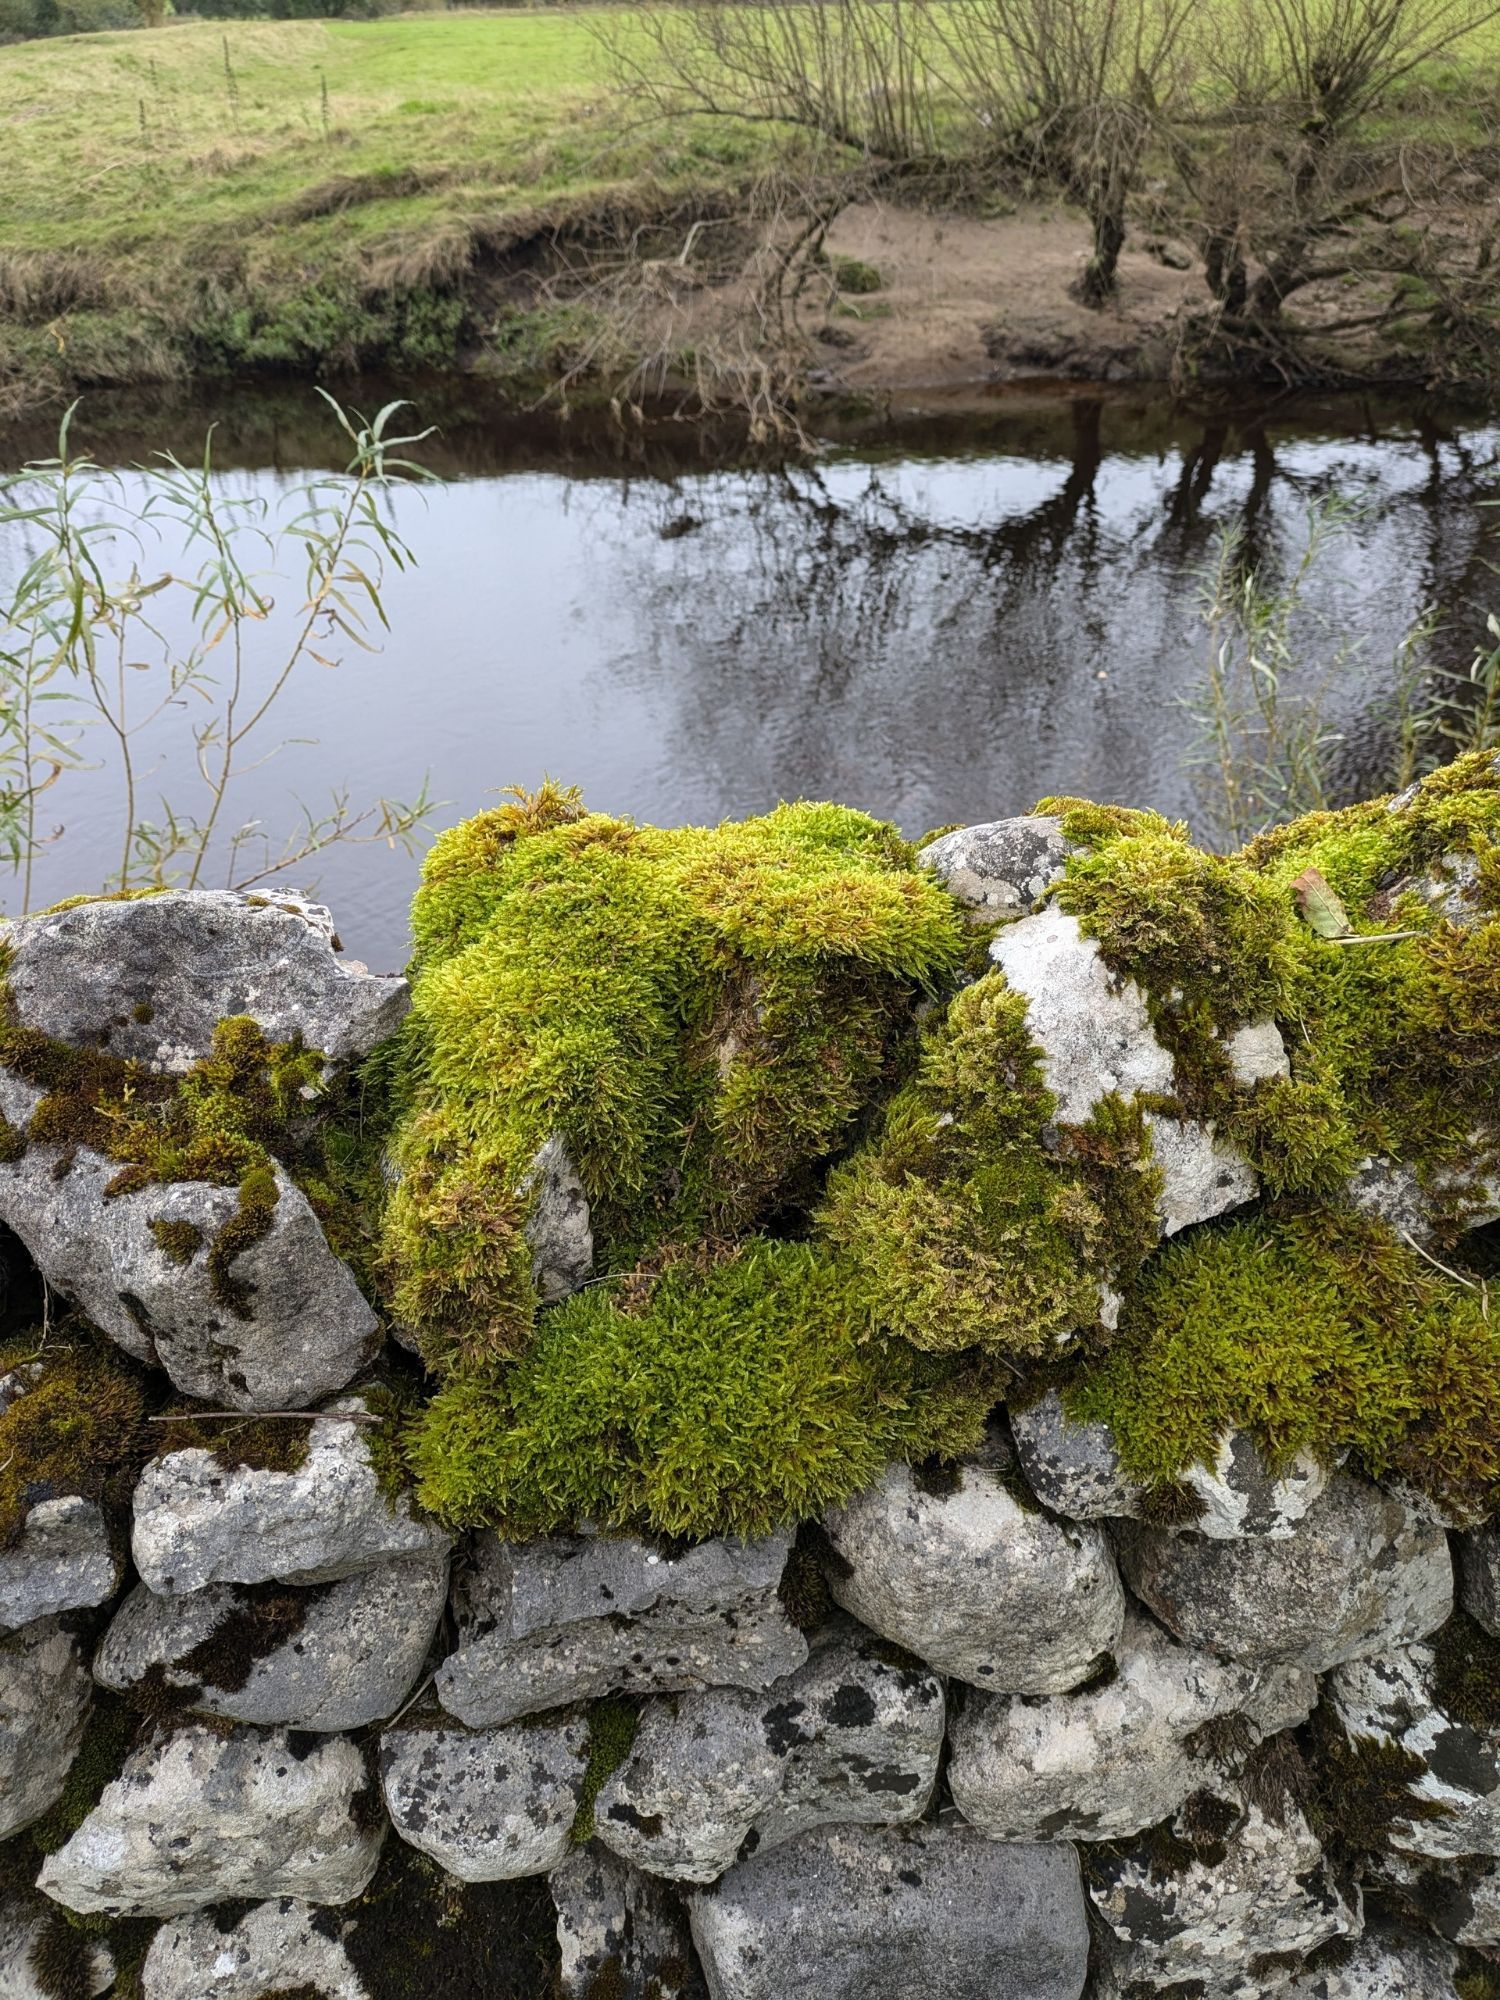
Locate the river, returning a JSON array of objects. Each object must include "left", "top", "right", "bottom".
[{"left": 0, "top": 380, "right": 1495, "bottom": 970}]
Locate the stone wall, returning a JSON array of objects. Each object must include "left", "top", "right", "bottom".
[{"left": 3, "top": 772, "right": 1500, "bottom": 2000}]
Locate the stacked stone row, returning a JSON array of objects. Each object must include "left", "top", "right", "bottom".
[{"left": 1, "top": 839, "right": 1498, "bottom": 2000}]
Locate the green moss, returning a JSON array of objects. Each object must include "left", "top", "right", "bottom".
[
  {"left": 206, "top": 1163, "right": 281, "bottom": 1319},
  {"left": 818, "top": 973, "right": 1161, "bottom": 1359},
  {"left": 406, "top": 1237, "right": 1002, "bottom": 1540},
  {"left": 0, "top": 1336, "right": 146, "bottom": 1546},
  {"left": 777, "top": 1540, "right": 832, "bottom": 1630},
  {"left": 1430, "top": 1609, "right": 1500, "bottom": 1732},
  {"left": 571, "top": 1697, "right": 640, "bottom": 1843},
  {"left": 26, "top": 1689, "right": 139, "bottom": 1856},
  {"left": 1307, "top": 1713, "right": 1452, "bottom": 1861},
  {"left": 0, "top": 1112, "right": 25, "bottom": 1165},
  {"left": 150, "top": 1409, "right": 313, "bottom": 1476},
  {"left": 147, "top": 1218, "right": 202, "bottom": 1266},
  {"left": 385, "top": 790, "right": 964, "bottom": 1376},
  {"left": 1066, "top": 1210, "right": 1500, "bottom": 1517}
]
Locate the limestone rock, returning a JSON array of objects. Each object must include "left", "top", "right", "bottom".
[
  {"left": 1325, "top": 1631, "right": 1500, "bottom": 1860},
  {"left": 1114, "top": 1473, "right": 1452, "bottom": 1671},
  {"left": 437, "top": 1528, "right": 806, "bottom": 1728},
  {"left": 1224, "top": 1020, "right": 1290, "bottom": 1086},
  {"left": 948, "top": 1609, "right": 1317, "bottom": 1843},
  {"left": 820, "top": 1456, "right": 1123, "bottom": 1693},
  {"left": 1010, "top": 1394, "right": 1332, "bottom": 1538},
  {"left": 1376, "top": 1853, "right": 1500, "bottom": 1947},
  {"left": 593, "top": 1617, "right": 944, "bottom": 1882},
  {"left": 95, "top": 1552, "right": 449, "bottom": 1732},
  {"left": 140, "top": 1898, "right": 369, "bottom": 2000},
  {"left": 0, "top": 890, "right": 407, "bottom": 1074},
  {"left": 0, "top": 1138, "right": 380, "bottom": 1411},
  {"left": 988, "top": 908, "right": 1259, "bottom": 1235},
  {"left": 919, "top": 817, "right": 1071, "bottom": 923},
  {"left": 1458, "top": 1521, "right": 1500, "bottom": 1637},
  {"left": 131, "top": 1400, "right": 453, "bottom": 1595},
  {"left": 1346, "top": 1151, "right": 1500, "bottom": 1248},
  {"left": 687, "top": 1821, "right": 1090, "bottom": 2000},
  {"left": 37, "top": 1721, "right": 384, "bottom": 1918},
  {"left": 1085, "top": 1795, "right": 1359, "bottom": 1999},
  {"left": 551, "top": 1845, "right": 704, "bottom": 1999},
  {"left": 379, "top": 1711, "right": 588, "bottom": 1881},
  {"left": 1283, "top": 1927, "right": 1460, "bottom": 2000},
  {"left": 0, "top": 1889, "right": 113, "bottom": 2000},
  {"left": 1143, "top": 1112, "right": 1259, "bottom": 1236},
  {"left": 0, "top": 1615, "right": 92, "bottom": 1840},
  {"left": 0, "top": 1494, "right": 118, "bottom": 1633},
  {"left": 988, "top": 907, "right": 1174, "bottom": 1125},
  {"left": 520, "top": 1134, "right": 593, "bottom": 1302}
]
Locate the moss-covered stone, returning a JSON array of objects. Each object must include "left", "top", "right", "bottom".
[
  {"left": 0, "top": 1333, "right": 147, "bottom": 1547},
  {"left": 1064, "top": 1209, "right": 1500, "bottom": 1518},
  {"left": 383, "top": 787, "right": 965, "bottom": 1377},
  {"left": 818, "top": 972, "right": 1161, "bottom": 1358},
  {"left": 406, "top": 1237, "right": 1002, "bottom": 1541},
  {"left": 571, "top": 1697, "right": 640, "bottom": 1843}
]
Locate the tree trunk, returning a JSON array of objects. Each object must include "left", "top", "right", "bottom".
[{"left": 1073, "top": 185, "right": 1126, "bottom": 308}]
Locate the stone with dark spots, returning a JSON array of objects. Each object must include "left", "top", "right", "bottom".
[
  {"left": 437, "top": 1527, "right": 806, "bottom": 1728},
  {"left": 95, "top": 1551, "right": 449, "bottom": 1732},
  {"left": 550, "top": 1845, "right": 705, "bottom": 1999},
  {"left": 0, "top": 890, "right": 408, "bottom": 1075},
  {"left": 1282, "top": 1924, "right": 1461, "bottom": 2000},
  {"left": 688, "top": 1821, "right": 1089, "bottom": 2000},
  {"left": 1114, "top": 1473, "right": 1452, "bottom": 1673},
  {"left": 1458, "top": 1520, "right": 1500, "bottom": 1638},
  {"left": 918, "top": 816, "right": 1072, "bottom": 923},
  {"left": 139, "top": 1896, "right": 369, "bottom": 2000},
  {"left": 821, "top": 1451, "right": 1124, "bottom": 1693},
  {"left": 379, "top": 1711, "right": 589, "bottom": 1881},
  {"left": 949, "top": 1607, "right": 1316, "bottom": 1843},
  {"left": 0, "top": 1614, "right": 93, "bottom": 1841},
  {"left": 1325, "top": 1633, "right": 1500, "bottom": 1859},
  {"left": 0, "top": 1492, "right": 119, "bottom": 1634},
  {"left": 593, "top": 1617, "right": 943, "bottom": 1883},
  {"left": 1085, "top": 1792, "right": 1358, "bottom": 1998}
]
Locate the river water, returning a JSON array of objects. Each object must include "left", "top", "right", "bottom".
[{"left": 0, "top": 380, "right": 1496, "bottom": 970}]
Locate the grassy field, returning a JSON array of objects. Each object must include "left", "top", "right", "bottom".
[{"left": 1, "top": 5, "right": 1498, "bottom": 414}]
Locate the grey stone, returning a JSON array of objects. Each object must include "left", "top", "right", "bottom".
[
  {"left": 437, "top": 1528, "right": 806, "bottom": 1728},
  {"left": 593, "top": 1616, "right": 944, "bottom": 1882},
  {"left": 1114, "top": 1473, "right": 1453, "bottom": 1671},
  {"left": 687, "top": 1821, "right": 1090, "bottom": 2000},
  {"left": 1224, "top": 1020, "right": 1290, "bottom": 1086},
  {"left": 1374, "top": 1853, "right": 1500, "bottom": 1947},
  {"left": 521, "top": 1135, "right": 593, "bottom": 1302},
  {"left": 1346, "top": 1151, "right": 1500, "bottom": 1247},
  {"left": 379, "top": 1711, "right": 588, "bottom": 1881},
  {"left": 988, "top": 909, "right": 1259, "bottom": 1235},
  {"left": 989, "top": 907, "right": 1174, "bottom": 1125},
  {"left": 551, "top": 1846, "right": 703, "bottom": 2000},
  {"left": 0, "top": 890, "right": 407, "bottom": 1074},
  {"left": 919, "top": 816, "right": 1071, "bottom": 922},
  {"left": 821, "top": 1455, "right": 1124, "bottom": 1693},
  {"left": 0, "top": 1494, "right": 118, "bottom": 1634},
  {"left": 37, "top": 1721, "right": 384, "bottom": 1918},
  {"left": 1459, "top": 1522, "right": 1500, "bottom": 1636},
  {"left": 95, "top": 1552, "right": 449, "bottom": 1732},
  {"left": 0, "top": 1889, "right": 113, "bottom": 2000},
  {"left": 948, "top": 1608, "right": 1316, "bottom": 1843},
  {"left": 1085, "top": 1794, "right": 1359, "bottom": 1999},
  {"left": 1325, "top": 1635, "right": 1500, "bottom": 1860},
  {"left": 140, "top": 1899, "right": 368, "bottom": 2000},
  {"left": 1143, "top": 1112, "right": 1259, "bottom": 1237},
  {"left": 1011, "top": 1394, "right": 1332, "bottom": 1538},
  {"left": 1284, "top": 1927, "right": 1460, "bottom": 2000},
  {"left": 131, "top": 1399, "right": 453, "bottom": 1595},
  {"left": 0, "top": 1616, "right": 92, "bottom": 1840},
  {"left": 0, "top": 1138, "right": 381, "bottom": 1411}
]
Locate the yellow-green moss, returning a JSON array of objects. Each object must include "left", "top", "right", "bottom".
[
  {"left": 818, "top": 972, "right": 1161, "bottom": 1358},
  {"left": 384, "top": 791, "right": 965, "bottom": 1376},
  {"left": 147, "top": 1218, "right": 203, "bottom": 1267},
  {"left": 0, "top": 1336, "right": 146, "bottom": 1546},
  {"left": 1066, "top": 1210, "right": 1500, "bottom": 1517},
  {"left": 405, "top": 1237, "right": 1002, "bottom": 1540}
]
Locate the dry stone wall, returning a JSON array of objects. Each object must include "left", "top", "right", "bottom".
[{"left": 2, "top": 786, "right": 1500, "bottom": 2000}]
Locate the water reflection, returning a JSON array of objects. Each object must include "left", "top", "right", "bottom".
[{"left": 0, "top": 383, "right": 1495, "bottom": 970}]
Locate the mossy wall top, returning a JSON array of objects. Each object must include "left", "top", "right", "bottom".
[{"left": 372, "top": 758, "right": 1500, "bottom": 1543}]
